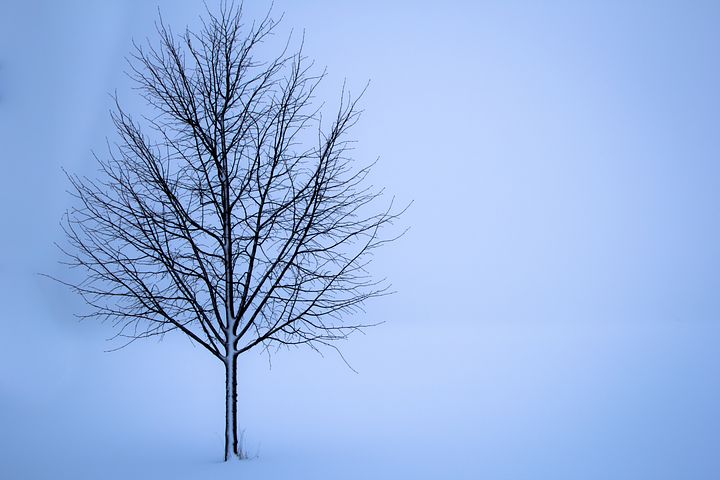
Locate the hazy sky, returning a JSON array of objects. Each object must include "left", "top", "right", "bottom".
[{"left": 1, "top": 1, "right": 720, "bottom": 478}]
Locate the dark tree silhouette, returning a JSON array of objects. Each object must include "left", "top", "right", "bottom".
[{"left": 56, "top": 4, "right": 403, "bottom": 461}]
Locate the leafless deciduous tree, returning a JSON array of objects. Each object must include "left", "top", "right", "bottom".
[{"left": 56, "top": 4, "right": 404, "bottom": 461}]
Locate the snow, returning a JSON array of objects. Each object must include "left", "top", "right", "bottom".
[{"left": 2, "top": 298, "right": 720, "bottom": 479}]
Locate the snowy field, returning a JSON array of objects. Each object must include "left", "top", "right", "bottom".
[{"left": 2, "top": 280, "right": 720, "bottom": 480}]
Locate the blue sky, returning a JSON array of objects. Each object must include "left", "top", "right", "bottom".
[{"left": 1, "top": 1, "right": 720, "bottom": 478}]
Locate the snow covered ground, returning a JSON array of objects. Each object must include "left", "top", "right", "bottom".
[{"left": 2, "top": 275, "right": 720, "bottom": 480}]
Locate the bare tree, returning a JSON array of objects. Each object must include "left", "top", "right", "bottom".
[{"left": 56, "top": 4, "right": 404, "bottom": 461}]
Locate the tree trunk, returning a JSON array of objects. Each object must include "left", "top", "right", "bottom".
[{"left": 224, "top": 354, "right": 239, "bottom": 461}]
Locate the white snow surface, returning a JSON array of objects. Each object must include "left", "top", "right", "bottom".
[{"left": 2, "top": 296, "right": 720, "bottom": 479}]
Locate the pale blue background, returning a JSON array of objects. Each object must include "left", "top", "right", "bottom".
[{"left": 1, "top": 1, "right": 720, "bottom": 478}]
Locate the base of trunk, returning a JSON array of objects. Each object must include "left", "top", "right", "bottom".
[{"left": 224, "top": 355, "right": 239, "bottom": 461}]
